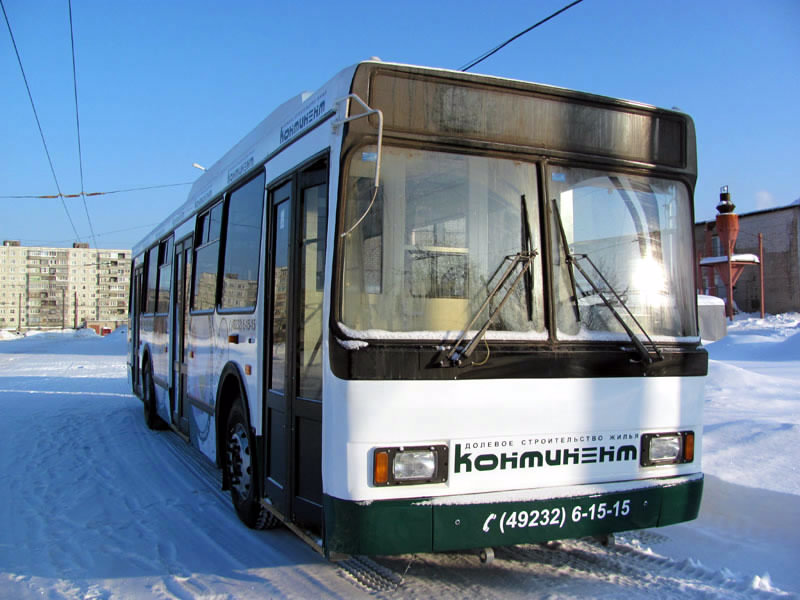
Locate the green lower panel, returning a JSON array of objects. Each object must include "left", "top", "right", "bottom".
[
  {"left": 323, "top": 496, "right": 433, "bottom": 555},
  {"left": 324, "top": 476, "right": 703, "bottom": 556},
  {"left": 657, "top": 474, "right": 704, "bottom": 526}
]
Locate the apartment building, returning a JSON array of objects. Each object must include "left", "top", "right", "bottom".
[{"left": 0, "top": 240, "right": 131, "bottom": 331}]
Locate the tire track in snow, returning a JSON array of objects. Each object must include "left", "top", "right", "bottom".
[
  {"left": 493, "top": 538, "right": 789, "bottom": 599},
  {"left": 0, "top": 359, "right": 158, "bottom": 598},
  {"left": 153, "top": 426, "right": 373, "bottom": 599},
  {"left": 371, "top": 537, "right": 793, "bottom": 599},
  {"left": 336, "top": 555, "right": 405, "bottom": 594}
]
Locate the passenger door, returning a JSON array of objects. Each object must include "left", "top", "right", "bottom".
[
  {"left": 171, "top": 237, "right": 192, "bottom": 435},
  {"left": 131, "top": 266, "right": 144, "bottom": 393},
  {"left": 265, "top": 161, "right": 327, "bottom": 530}
]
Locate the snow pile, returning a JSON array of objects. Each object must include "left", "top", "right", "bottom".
[
  {"left": 634, "top": 312, "right": 800, "bottom": 594},
  {"left": 703, "top": 313, "right": 800, "bottom": 496}
]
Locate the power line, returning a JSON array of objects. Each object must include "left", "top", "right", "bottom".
[
  {"left": 76, "top": 223, "right": 157, "bottom": 242},
  {"left": 6, "top": 223, "right": 158, "bottom": 247},
  {"left": 0, "top": 0, "right": 82, "bottom": 242},
  {"left": 0, "top": 181, "right": 194, "bottom": 200},
  {"left": 68, "top": 0, "right": 97, "bottom": 248},
  {"left": 460, "top": 0, "right": 586, "bottom": 72}
]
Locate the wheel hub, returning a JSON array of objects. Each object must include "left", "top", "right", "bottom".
[{"left": 228, "top": 423, "right": 252, "bottom": 497}]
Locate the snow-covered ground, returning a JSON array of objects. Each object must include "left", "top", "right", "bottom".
[{"left": 0, "top": 317, "right": 798, "bottom": 598}]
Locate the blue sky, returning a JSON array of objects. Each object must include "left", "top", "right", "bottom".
[{"left": 1, "top": 0, "right": 798, "bottom": 250}]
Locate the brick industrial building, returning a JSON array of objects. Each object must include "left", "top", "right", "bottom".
[
  {"left": 0, "top": 240, "right": 131, "bottom": 332},
  {"left": 695, "top": 201, "right": 800, "bottom": 315}
]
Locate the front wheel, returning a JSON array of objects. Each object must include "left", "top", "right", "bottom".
[{"left": 225, "top": 402, "right": 278, "bottom": 529}]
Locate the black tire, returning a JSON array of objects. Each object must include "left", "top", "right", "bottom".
[
  {"left": 142, "top": 365, "right": 167, "bottom": 430},
  {"left": 225, "top": 401, "right": 279, "bottom": 529}
]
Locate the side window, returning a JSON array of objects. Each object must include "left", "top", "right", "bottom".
[
  {"left": 349, "top": 177, "right": 383, "bottom": 294},
  {"left": 132, "top": 265, "right": 144, "bottom": 317},
  {"left": 221, "top": 172, "right": 265, "bottom": 309},
  {"left": 145, "top": 245, "right": 159, "bottom": 312},
  {"left": 156, "top": 236, "right": 173, "bottom": 313},
  {"left": 193, "top": 201, "right": 223, "bottom": 311},
  {"left": 298, "top": 178, "right": 328, "bottom": 399}
]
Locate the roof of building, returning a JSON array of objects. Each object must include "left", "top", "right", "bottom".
[{"left": 696, "top": 200, "right": 800, "bottom": 226}]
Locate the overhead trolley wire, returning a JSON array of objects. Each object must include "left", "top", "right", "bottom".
[
  {"left": 0, "top": 181, "right": 194, "bottom": 200},
  {"left": 68, "top": 0, "right": 97, "bottom": 248},
  {"left": 2, "top": 3, "right": 78, "bottom": 238},
  {"left": 0, "top": 0, "right": 82, "bottom": 242},
  {"left": 460, "top": 0, "right": 586, "bottom": 72},
  {"left": 11, "top": 222, "right": 158, "bottom": 247}
]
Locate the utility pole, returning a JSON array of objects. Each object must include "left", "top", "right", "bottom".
[{"left": 758, "top": 233, "right": 766, "bottom": 319}]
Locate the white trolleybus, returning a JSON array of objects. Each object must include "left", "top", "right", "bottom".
[{"left": 128, "top": 61, "right": 706, "bottom": 558}]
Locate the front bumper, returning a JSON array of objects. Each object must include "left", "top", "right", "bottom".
[{"left": 323, "top": 474, "right": 703, "bottom": 556}]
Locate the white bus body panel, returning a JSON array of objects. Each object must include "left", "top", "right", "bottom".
[
  {"left": 323, "top": 375, "right": 704, "bottom": 501},
  {"left": 132, "top": 64, "right": 357, "bottom": 259}
]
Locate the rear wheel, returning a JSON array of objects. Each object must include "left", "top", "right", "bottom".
[
  {"left": 225, "top": 401, "right": 278, "bottom": 529},
  {"left": 143, "top": 365, "right": 167, "bottom": 430}
]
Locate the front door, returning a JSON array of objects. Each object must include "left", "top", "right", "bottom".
[
  {"left": 171, "top": 237, "right": 192, "bottom": 435},
  {"left": 265, "top": 161, "right": 327, "bottom": 530},
  {"left": 131, "top": 266, "right": 144, "bottom": 394}
]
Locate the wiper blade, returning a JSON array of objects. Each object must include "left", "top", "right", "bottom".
[
  {"left": 551, "top": 198, "right": 663, "bottom": 366},
  {"left": 569, "top": 253, "right": 663, "bottom": 364},
  {"left": 520, "top": 194, "right": 535, "bottom": 321},
  {"left": 443, "top": 250, "right": 537, "bottom": 367},
  {"left": 551, "top": 199, "right": 581, "bottom": 323}
]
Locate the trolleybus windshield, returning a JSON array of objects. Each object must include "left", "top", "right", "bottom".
[
  {"left": 339, "top": 145, "right": 545, "bottom": 339},
  {"left": 549, "top": 167, "right": 698, "bottom": 341}
]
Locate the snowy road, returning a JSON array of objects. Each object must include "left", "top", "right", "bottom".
[{"left": 0, "top": 324, "right": 797, "bottom": 598}]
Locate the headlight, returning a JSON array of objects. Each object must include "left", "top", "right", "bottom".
[
  {"left": 649, "top": 435, "right": 681, "bottom": 462},
  {"left": 641, "top": 431, "right": 695, "bottom": 467},
  {"left": 373, "top": 445, "right": 448, "bottom": 486},
  {"left": 394, "top": 450, "right": 436, "bottom": 480}
]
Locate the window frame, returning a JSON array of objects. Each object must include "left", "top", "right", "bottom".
[
  {"left": 219, "top": 171, "right": 266, "bottom": 314},
  {"left": 335, "top": 142, "right": 546, "bottom": 340},
  {"left": 190, "top": 199, "right": 224, "bottom": 313},
  {"left": 143, "top": 245, "right": 159, "bottom": 314},
  {"left": 545, "top": 163, "right": 699, "bottom": 341},
  {"left": 155, "top": 235, "right": 173, "bottom": 315}
]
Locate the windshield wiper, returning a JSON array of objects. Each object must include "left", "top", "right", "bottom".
[
  {"left": 551, "top": 198, "right": 663, "bottom": 366},
  {"left": 520, "top": 194, "right": 535, "bottom": 322},
  {"left": 442, "top": 250, "right": 537, "bottom": 367},
  {"left": 442, "top": 194, "right": 537, "bottom": 368},
  {"left": 552, "top": 199, "right": 581, "bottom": 324}
]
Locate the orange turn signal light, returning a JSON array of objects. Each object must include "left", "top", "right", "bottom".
[
  {"left": 374, "top": 450, "right": 389, "bottom": 485},
  {"left": 683, "top": 432, "right": 695, "bottom": 462}
]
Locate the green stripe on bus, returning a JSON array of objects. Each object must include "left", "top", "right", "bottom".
[{"left": 323, "top": 477, "right": 702, "bottom": 556}]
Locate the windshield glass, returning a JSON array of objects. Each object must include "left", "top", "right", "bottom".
[
  {"left": 549, "top": 167, "right": 698, "bottom": 341},
  {"left": 339, "top": 146, "right": 545, "bottom": 339}
]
